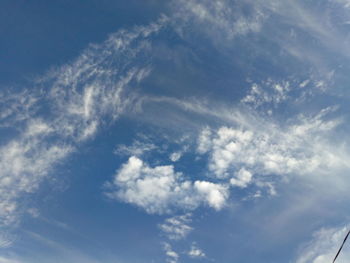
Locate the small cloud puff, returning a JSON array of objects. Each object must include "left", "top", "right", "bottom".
[
  {"left": 163, "top": 243, "right": 179, "bottom": 263},
  {"left": 230, "top": 168, "right": 253, "bottom": 188},
  {"left": 188, "top": 243, "right": 206, "bottom": 258},
  {"left": 169, "top": 152, "right": 182, "bottom": 162}
]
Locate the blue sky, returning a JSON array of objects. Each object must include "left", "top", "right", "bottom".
[{"left": 1, "top": 0, "right": 350, "bottom": 262}]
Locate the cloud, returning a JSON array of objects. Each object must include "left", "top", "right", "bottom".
[
  {"left": 230, "top": 168, "right": 253, "bottom": 188},
  {"left": 106, "top": 156, "right": 196, "bottom": 214},
  {"left": 159, "top": 214, "right": 193, "bottom": 240},
  {"left": 0, "top": 231, "right": 16, "bottom": 249},
  {"left": 173, "top": 0, "right": 266, "bottom": 41},
  {"left": 43, "top": 14, "right": 169, "bottom": 142},
  {"left": 2, "top": 1, "right": 350, "bottom": 260},
  {"left": 0, "top": 89, "right": 40, "bottom": 128},
  {"left": 49, "top": 66, "right": 150, "bottom": 141},
  {"left": 196, "top": 105, "right": 347, "bottom": 189},
  {"left": 296, "top": 225, "right": 350, "bottom": 263},
  {"left": 169, "top": 152, "right": 182, "bottom": 162},
  {"left": 197, "top": 127, "right": 212, "bottom": 155},
  {"left": 336, "top": 0, "right": 350, "bottom": 8},
  {"left": 194, "top": 181, "right": 228, "bottom": 210},
  {"left": 241, "top": 81, "right": 291, "bottom": 111},
  {"left": 0, "top": 120, "right": 72, "bottom": 226},
  {"left": 21, "top": 230, "right": 111, "bottom": 263},
  {"left": 163, "top": 242, "right": 179, "bottom": 263},
  {"left": 188, "top": 243, "right": 206, "bottom": 258},
  {"left": 0, "top": 16, "right": 169, "bottom": 229},
  {"left": 114, "top": 140, "right": 158, "bottom": 157},
  {"left": 121, "top": 72, "right": 349, "bottom": 204},
  {"left": 170, "top": 0, "right": 350, "bottom": 93},
  {"left": 0, "top": 257, "right": 21, "bottom": 263},
  {"left": 105, "top": 156, "right": 229, "bottom": 214}
]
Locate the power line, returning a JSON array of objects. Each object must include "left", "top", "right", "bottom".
[{"left": 333, "top": 229, "right": 350, "bottom": 263}]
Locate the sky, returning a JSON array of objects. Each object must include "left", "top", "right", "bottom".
[{"left": 1, "top": 0, "right": 350, "bottom": 262}]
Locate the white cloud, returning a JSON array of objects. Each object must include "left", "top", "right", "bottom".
[
  {"left": 241, "top": 81, "right": 291, "bottom": 111},
  {"left": 197, "top": 127, "right": 212, "bottom": 154},
  {"left": 230, "top": 168, "right": 253, "bottom": 188},
  {"left": 106, "top": 156, "right": 197, "bottom": 214},
  {"left": 0, "top": 17, "right": 169, "bottom": 229},
  {"left": 0, "top": 89, "right": 40, "bottom": 127},
  {"left": 133, "top": 74, "right": 349, "bottom": 203},
  {"left": 114, "top": 140, "right": 158, "bottom": 157},
  {"left": 44, "top": 16, "right": 168, "bottom": 142},
  {"left": 0, "top": 231, "right": 16, "bottom": 249},
  {"left": 193, "top": 102, "right": 348, "bottom": 198},
  {"left": 23, "top": 230, "right": 108, "bottom": 263},
  {"left": 26, "top": 208, "right": 40, "bottom": 218},
  {"left": 159, "top": 214, "right": 193, "bottom": 240},
  {"left": 0, "top": 122, "right": 72, "bottom": 226},
  {"left": 49, "top": 66, "right": 150, "bottom": 141},
  {"left": 173, "top": 0, "right": 266, "bottom": 40},
  {"left": 2, "top": 1, "right": 350, "bottom": 257},
  {"left": 336, "top": 0, "right": 350, "bottom": 8},
  {"left": 194, "top": 181, "right": 228, "bottom": 211},
  {"left": 296, "top": 225, "right": 350, "bottom": 263},
  {"left": 169, "top": 152, "right": 182, "bottom": 162},
  {"left": 163, "top": 242, "right": 179, "bottom": 263},
  {"left": 188, "top": 243, "right": 206, "bottom": 258},
  {"left": 105, "top": 156, "right": 229, "bottom": 214},
  {"left": 0, "top": 257, "right": 21, "bottom": 263},
  {"left": 171, "top": 0, "right": 350, "bottom": 90}
]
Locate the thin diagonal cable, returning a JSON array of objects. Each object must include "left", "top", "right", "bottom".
[{"left": 333, "top": 229, "right": 350, "bottom": 263}]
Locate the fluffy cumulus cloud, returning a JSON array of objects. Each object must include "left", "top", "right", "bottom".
[
  {"left": 196, "top": 105, "right": 348, "bottom": 191},
  {"left": 106, "top": 156, "right": 229, "bottom": 214},
  {"left": 230, "top": 168, "right": 253, "bottom": 188},
  {"left": 296, "top": 225, "right": 350, "bottom": 263},
  {"left": 193, "top": 181, "right": 228, "bottom": 210}
]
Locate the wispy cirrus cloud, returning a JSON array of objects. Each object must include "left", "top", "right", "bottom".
[
  {"left": 296, "top": 225, "right": 350, "bottom": 263},
  {"left": 0, "top": 119, "right": 72, "bottom": 226},
  {"left": 172, "top": 0, "right": 266, "bottom": 41},
  {"left": 114, "top": 140, "right": 158, "bottom": 157},
  {"left": 0, "top": 16, "right": 169, "bottom": 228},
  {"left": 0, "top": 89, "right": 40, "bottom": 128}
]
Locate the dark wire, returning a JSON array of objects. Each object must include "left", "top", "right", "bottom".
[{"left": 333, "top": 229, "right": 350, "bottom": 263}]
